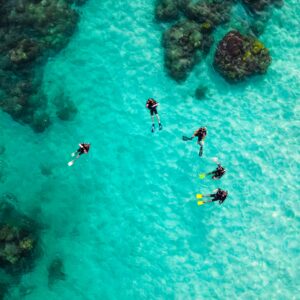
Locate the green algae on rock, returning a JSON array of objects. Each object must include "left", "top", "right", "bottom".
[{"left": 213, "top": 30, "right": 271, "bottom": 82}]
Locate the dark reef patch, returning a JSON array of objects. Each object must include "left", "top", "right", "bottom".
[
  {"left": 48, "top": 257, "right": 66, "bottom": 288},
  {"left": 182, "top": 0, "right": 232, "bottom": 27},
  {"left": 214, "top": 30, "right": 271, "bottom": 82},
  {"left": 195, "top": 85, "right": 208, "bottom": 100},
  {"left": 0, "top": 194, "right": 43, "bottom": 299},
  {"left": 0, "top": 199, "right": 42, "bottom": 276},
  {"left": 242, "top": 0, "right": 283, "bottom": 14},
  {"left": 155, "top": 0, "right": 282, "bottom": 84},
  {"left": 155, "top": 0, "right": 189, "bottom": 22},
  {"left": 53, "top": 91, "right": 78, "bottom": 121},
  {"left": 163, "top": 20, "right": 213, "bottom": 81},
  {"left": 0, "top": 0, "right": 87, "bottom": 132}
]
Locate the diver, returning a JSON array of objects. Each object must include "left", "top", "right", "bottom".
[
  {"left": 146, "top": 98, "right": 162, "bottom": 132},
  {"left": 202, "top": 188, "right": 228, "bottom": 205},
  {"left": 182, "top": 127, "right": 207, "bottom": 156},
  {"left": 68, "top": 143, "right": 90, "bottom": 166},
  {"left": 207, "top": 164, "right": 226, "bottom": 179},
  {"left": 74, "top": 143, "right": 90, "bottom": 157}
]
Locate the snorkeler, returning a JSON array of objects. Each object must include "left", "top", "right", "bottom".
[
  {"left": 197, "top": 188, "right": 228, "bottom": 205},
  {"left": 146, "top": 98, "right": 162, "bottom": 132},
  {"left": 68, "top": 143, "right": 90, "bottom": 166},
  {"left": 207, "top": 164, "right": 226, "bottom": 179},
  {"left": 182, "top": 127, "right": 207, "bottom": 156}
]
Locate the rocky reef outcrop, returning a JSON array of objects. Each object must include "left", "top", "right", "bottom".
[
  {"left": 155, "top": 0, "right": 189, "bottom": 21},
  {"left": 48, "top": 258, "right": 66, "bottom": 288},
  {"left": 213, "top": 30, "right": 271, "bottom": 82},
  {"left": 156, "top": 0, "right": 233, "bottom": 81},
  {"left": 0, "top": 194, "right": 42, "bottom": 299},
  {"left": 242, "top": 0, "right": 283, "bottom": 13},
  {"left": 0, "top": 0, "right": 86, "bottom": 132},
  {"left": 0, "top": 198, "right": 41, "bottom": 274},
  {"left": 163, "top": 20, "right": 213, "bottom": 81},
  {"left": 155, "top": 0, "right": 280, "bottom": 84},
  {"left": 183, "top": 0, "right": 232, "bottom": 27}
]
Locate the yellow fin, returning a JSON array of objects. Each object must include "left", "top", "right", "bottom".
[
  {"left": 196, "top": 194, "right": 203, "bottom": 199},
  {"left": 197, "top": 201, "right": 205, "bottom": 206},
  {"left": 199, "top": 173, "right": 206, "bottom": 179}
]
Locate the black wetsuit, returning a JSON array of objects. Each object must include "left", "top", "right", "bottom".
[
  {"left": 212, "top": 165, "right": 226, "bottom": 179},
  {"left": 194, "top": 128, "right": 207, "bottom": 142},
  {"left": 77, "top": 144, "right": 89, "bottom": 156},
  {"left": 210, "top": 189, "right": 228, "bottom": 204},
  {"left": 146, "top": 100, "right": 158, "bottom": 115}
]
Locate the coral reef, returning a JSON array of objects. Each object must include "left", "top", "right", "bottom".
[
  {"left": 0, "top": 224, "right": 35, "bottom": 268},
  {"left": 155, "top": 0, "right": 180, "bottom": 21},
  {"left": 195, "top": 85, "right": 208, "bottom": 100},
  {"left": 213, "top": 30, "right": 271, "bottom": 82},
  {"left": 48, "top": 258, "right": 66, "bottom": 288},
  {"left": 155, "top": 0, "right": 281, "bottom": 83},
  {"left": 156, "top": 0, "right": 232, "bottom": 81},
  {"left": 163, "top": 20, "right": 213, "bottom": 81},
  {"left": 154, "top": 0, "right": 190, "bottom": 21},
  {"left": 0, "top": 198, "right": 41, "bottom": 275},
  {"left": 242, "top": 0, "right": 283, "bottom": 13},
  {"left": 0, "top": 0, "right": 85, "bottom": 132},
  {"left": 183, "top": 0, "right": 233, "bottom": 27}
]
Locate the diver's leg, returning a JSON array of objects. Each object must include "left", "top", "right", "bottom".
[{"left": 199, "top": 141, "right": 204, "bottom": 156}]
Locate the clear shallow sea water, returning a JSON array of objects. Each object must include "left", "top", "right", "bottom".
[{"left": 0, "top": 0, "right": 300, "bottom": 299}]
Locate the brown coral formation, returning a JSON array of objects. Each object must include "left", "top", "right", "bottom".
[
  {"left": 155, "top": 0, "right": 281, "bottom": 83},
  {"left": 213, "top": 30, "right": 271, "bottom": 82}
]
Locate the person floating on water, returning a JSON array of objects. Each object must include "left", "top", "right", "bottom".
[
  {"left": 207, "top": 163, "right": 226, "bottom": 179},
  {"left": 196, "top": 188, "right": 228, "bottom": 205},
  {"left": 146, "top": 98, "right": 162, "bottom": 132},
  {"left": 68, "top": 143, "right": 90, "bottom": 166},
  {"left": 182, "top": 127, "right": 207, "bottom": 156}
]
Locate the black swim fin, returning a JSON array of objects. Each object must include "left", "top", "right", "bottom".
[
  {"left": 159, "top": 123, "right": 163, "bottom": 130},
  {"left": 151, "top": 124, "right": 155, "bottom": 133},
  {"left": 199, "top": 145, "right": 203, "bottom": 157}
]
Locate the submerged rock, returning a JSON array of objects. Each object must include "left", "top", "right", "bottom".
[
  {"left": 155, "top": 0, "right": 180, "bottom": 21},
  {"left": 163, "top": 20, "right": 213, "bottom": 81},
  {"left": 213, "top": 30, "right": 271, "bottom": 82},
  {"left": 242, "top": 0, "right": 283, "bottom": 13},
  {"left": 9, "top": 39, "right": 40, "bottom": 66},
  {"left": 0, "top": 199, "right": 41, "bottom": 275},
  {"left": 195, "top": 85, "right": 208, "bottom": 100},
  {"left": 48, "top": 258, "right": 66, "bottom": 288},
  {"left": 154, "top": 0, "right": 191, "bottom": 22},
  {"left": 183, "top": 0, "right": 232, "bottom": 27},
  {"left": 0, "top": 0, "right": 84, "bottom": 132}
]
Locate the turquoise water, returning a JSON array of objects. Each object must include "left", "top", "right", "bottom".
[{"left": 1, "top": 0, "right": 300, "bottom": 299}]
